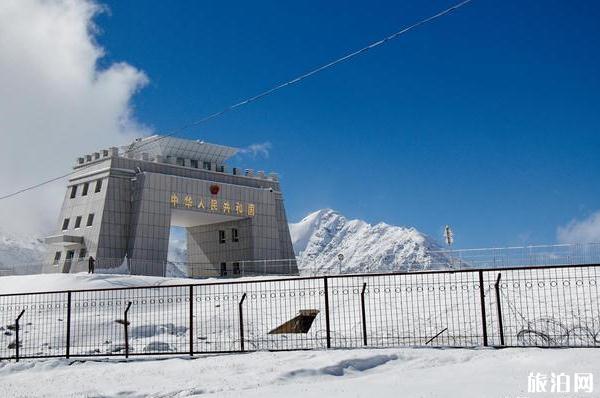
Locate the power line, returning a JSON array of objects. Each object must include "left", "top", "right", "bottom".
[{"left": 0, "top": 0, "right": 473, "bottom": 202}]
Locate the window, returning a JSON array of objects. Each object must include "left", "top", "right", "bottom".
[
  {"left": 62, "top": 218, "right": 70, "bottom": 230},
  {"left": 216, "top": 165, "right": 225, "bottom": 173},
  {"left": 220, "top": 262, "right": 227, "bottom": 277},
  {"left": 78, "top": 248, "right": 87, "bottom": 259},
  {"left": 203, "top": 161, "right": 211, "bottom": 171},
  {"left": 233, "top": 262, "right": 240, "bottom": 275},
  {"left": 218, "top": 230, "right": 226, "bottom": 244},
  {"left": 190, "top": 159, "right": 198, "bottom": 168},
  {"left": 82, "top": 182, "right": 89, "bottom": 196},
  {"left": 232, "top": 228, "right": 239, "bottom": 242},
  {"left": 53, "top": 251, "right": 61, "bottom": 265},
  {"left": 86, "top": 213, "right": 94, "bottom": 227},
  {"left": 176, "top": 157, "right": 185, "bottom": 166},
  {"left": 94, "top": 179, "right": 102, "bottom": 193},
  {"left": 74, "top": 216, "right": 82, "bottom": 229},
  {"left": 70, "top": 186, "right": 77, "bottom": 199}
]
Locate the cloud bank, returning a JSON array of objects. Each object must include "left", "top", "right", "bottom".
[
  {"left": 557, "top": 211, "right": 600, "bottom": 244},
  {"left": 0, "top": 0, "right": 148, "bottom": 236},
  {"left": 238, "top": 142, "right": 272, "bottom": 158}
]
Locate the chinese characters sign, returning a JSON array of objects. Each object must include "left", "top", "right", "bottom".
[
  {"left": 528, "top": 372, "right": 593, "bottom": 394},
  {"left": 170, "top": 193, "right": 255, "bottom": 217}
]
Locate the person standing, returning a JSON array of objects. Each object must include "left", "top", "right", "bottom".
[{"left": 88, "top": 255, "right": 95, "bottom": 274}]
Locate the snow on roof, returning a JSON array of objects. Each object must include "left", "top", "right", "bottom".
[{"left": 125, "top": 135, "right": 238, "bottom": 163}]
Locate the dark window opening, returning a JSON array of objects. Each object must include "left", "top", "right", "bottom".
[
  {"left": 62, "top": 218, "right": 70, "bottom": 230},
  {"left": 190, "top": 159, "right": 198, "bottom": 168},
  {"left": 232, "top": 228, "right": 239, "bottom": 242},
  {"left": 74, "top": 216, "right": 82, "bottom": 229},
  {"left": 233, "top": 262, "right": 240, "bottom": 275},
  {"left": 218, "top": 230, "right": 226, "bottom": 244},
  {"left": 203, "top": 161, "right": 211, "bottom": 170},
  {"left": 86, "top": 213, "right": 94, "bottom": 227},
  {"left": 94, "top": 179, "right": 102, "bottom": 193},
  {"left": 220, "top": 262, "right": 227, "bottom": 276},
  {"left": 79, "top": 248, "right": 87, "bottom": 259},
  {"left": 82, "top": 182, "right": 89, "bottom": 196},
  {"left": 216, "top": 165, "right": 225, "bottom": 172},
  {"left": 176, "top": 157, "right": 185, "bottom": 166},
  {"left": 53, "top": 251, "right": 61, "bottom": 265},
  {"left": 70, "top": 186, "right": 77, "bottom": 199}
]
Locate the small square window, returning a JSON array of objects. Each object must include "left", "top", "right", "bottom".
[
  {"left": 70, "top": 186, "right": 77, "bottom": 199},
  {"left": 86, "top": 213, "right": 94, "bottom": 227},
  {"left": 176, "top": 157, "right": 185, "bottom": 166},
  {"left": 82, "top": 182, "right": 89, "bottom": 196},
  {"left": 62, "top": 218, "right": 70, "bottom": 230},
  {"left": 53, "top": 251, "right": 61, "bottom": 265},
  {"left": 79, "top": 248, "right": 87, "bottom": 259},
  {"left": 94, "top": 179, "right": 102, "bottom": 193},
  {"left": 218, "top": 230, "right": 226, "bottom": 244},
  {"left": 190, "top": 159, "right": 198, "bottom": 168},
  {"left": 74, "top": 216, "right": 82, "bottom": 229},
  {"left": 232, "top": 228, "right": 239, "bottom": 242},
  {"left": 203, "top": 161, "right": 211, "bottom": 171}
]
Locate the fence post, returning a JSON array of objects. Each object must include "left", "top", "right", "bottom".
[
  {"left": 66, "top": 291, "right": 72, "bottom": 358},
  {"left": 189, "top": 285, "right": 194, "bottom": 356},
  {"left": 478, "top": 270, "right": 488, "bottom": 347},
  {"left": 494, "top": 273, "right": 505, "bottom": 346},
  {"left": 14, "top": 309, "right": 25, "bottom": 362},
  {"left": 361, "top": 282, "right": 367, "bottom": 346},
  {"left": 239, "top": 293, "right": 247, "bottom": 352},
  {"left": 323, "top": 277, "right": 331, "bottom": 349},
  {"left": 124, "top": 301, "right": 132, "bottom": 359}
]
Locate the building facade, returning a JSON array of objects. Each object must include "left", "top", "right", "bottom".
[{"left": 44, "top": 136, "right": 297, "bottom": 277}]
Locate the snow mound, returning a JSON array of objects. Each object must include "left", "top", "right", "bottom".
[{"left": 290, "top": 209, "right": 450, "bottom": 274}]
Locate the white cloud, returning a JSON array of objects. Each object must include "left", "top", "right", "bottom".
[
  {"left": 0, "top": 0, "right": 149, "bottom": 236},
  {"left": 557, "top": 211, "right": 600, "bottom": 244},
  {"left": 238, "top": 142, "right": 272, "bottom": 158}
]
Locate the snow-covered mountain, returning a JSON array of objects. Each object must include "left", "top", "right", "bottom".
[
  {"left": 0, "top": 229, "right": 47, "bottom": 267},
  {"left": 290, "top": 209, "right": 451, "bottom": 274}
]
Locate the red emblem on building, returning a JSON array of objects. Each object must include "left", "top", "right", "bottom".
[{"left": 209, "top": 184, "right": 220, "bottom": 195}]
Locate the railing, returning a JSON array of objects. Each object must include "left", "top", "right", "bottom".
[
  {"left": 2, "top": 243, "right": 600, "bottom": 278},
  {"left": 0, "top": 263, "right": 598, "bottom": 361},
  {"left": 430, "top": 242, "right": 600, "bottom": 270}
]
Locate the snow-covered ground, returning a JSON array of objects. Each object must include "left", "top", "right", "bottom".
[{"left": 1, "top": 347, "right": 598, "bottom": 397}]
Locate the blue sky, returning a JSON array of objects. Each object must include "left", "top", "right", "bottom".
[{"left": 94, "top": 0, "right": 600, "bottom": 248}]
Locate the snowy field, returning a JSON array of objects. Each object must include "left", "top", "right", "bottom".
[{"left": 1, "top": 347, "right": 599, "bottom": 397}]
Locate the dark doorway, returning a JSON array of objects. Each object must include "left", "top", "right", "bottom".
[{"left": 63, "top": 250, "right": 75, "bottom": 273}]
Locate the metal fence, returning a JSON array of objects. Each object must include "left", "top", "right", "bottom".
[{"left": 0, "top": 263, "right": 598, "bottom": 361}]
